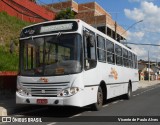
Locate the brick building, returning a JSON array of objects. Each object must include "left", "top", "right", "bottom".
[{"left": 48, "top": 0, "right": 127, "bottom": 41}]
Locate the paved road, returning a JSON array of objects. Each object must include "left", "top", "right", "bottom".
[{"left": 1, "top": 84, "right": 160, "bottom": 125}]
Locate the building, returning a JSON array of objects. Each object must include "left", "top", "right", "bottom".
[
  {"left": 48, "top": 0, "right": 127, "bottom": 41},
  {"left": 138, "top": 60, "right": 159, "bottom": 81},
  {"left": 0, "top": 0, "right": 127, "bottom": 40}
]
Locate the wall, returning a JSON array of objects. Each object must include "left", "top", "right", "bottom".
[
  {"left": 0, "top": 0, "right": 55, "bottom": 23},
  {"left": 0, "top": 72, "right": 17, "bottom": 95}
]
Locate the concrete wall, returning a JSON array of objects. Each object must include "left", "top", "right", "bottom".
[
  {"left": 0, "top": 72, "right": 17, "bottom": 95},
  {"left": 48, "top": 0, "right": 78, "bottom": 13}
]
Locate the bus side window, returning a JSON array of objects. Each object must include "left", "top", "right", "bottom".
[
  {"left": 115, "top": 44, "right": 122, "bottom": 66},
  {"left": 128, "top": 52, "right": 132, "bottom": 68},
  {"left": 132, "top": 54, "right": 135, "bottom": 68},
  {"left": 134, "top": 55, "right": 137, "bottom": 69},
  {"left": 123, "top": 49, "right": 129, "bottom": 67},
  {"left": 97, "top": 35, "right": 106, "bottom": 62},
  {"left": 83, "top": 29, "right": 97, "bottom": 70},
  {"left": 106, "top": 40, "right": 115, "bottom": 64}
]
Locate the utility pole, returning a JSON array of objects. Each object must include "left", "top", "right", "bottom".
[{"left": 115, "top": 21, "right": 117, "bottom": 40}]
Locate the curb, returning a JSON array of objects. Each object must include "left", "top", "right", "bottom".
[{"left": 3, "top": 105, "right": 42, "bottom": 116}]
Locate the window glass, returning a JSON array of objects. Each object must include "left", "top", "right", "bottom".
[
  {"left": 135, "top": 55, "right": 137, "bottom": 69},
  {"left": 123, "top": 49, "right": 128, "bottom": 67},
  {"left": 83, "top": 28, "right": 97, "bottom": 70},
  {"left": 128, "top": 52, "right": 132, "bottom": 60},
  {"left": 97, "top": 36, "right": 106, "bottom": 62},
  {"left": 107, "top": 52, "right": 115, "bottom": 63},
  {"left": 123, "top": 49, "right": 128, "bottom": 58},
  {"left": 115, "top": 44, "right": 122, "bottom": 56},
  {"left": 115, "top": 44, "right": 122, "bottom": 65},
  {"left": 128, "top": 52, "right": 133, "bottom": 68},
  {"left": 98, "top": 49, "right": 106, "bottom": 62},
  {"left": 20, "top": 34, "right": 82, "bottom": 76},
  {"left": 106, "top": 40, "right": 114, "bottom": 53},
  {"left": 97, "top": 36, "right": 105, "bottom": 49},
  {"left": 116, "top": 56, "right": 122, "bottom": 65},
  {"left": 132, "top": 54, "right": 135, "bottom": 68},
  {"left": 106, "top": 40, "right": 115, "bottom": 64}
]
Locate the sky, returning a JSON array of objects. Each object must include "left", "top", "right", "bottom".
[{"left": 37, "top": 0, "right": 160, "bottom": 62}]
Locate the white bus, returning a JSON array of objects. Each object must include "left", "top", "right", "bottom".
[{"left": 16, "top": 19, "right": 139, "bottom": 110}]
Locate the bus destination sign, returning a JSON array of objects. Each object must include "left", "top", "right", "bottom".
[
  {"left": 20, "top": 21, "right": 78, "bottom": 38},
  {"left": 40, "top": 23, "right": 73, "bottom": 33}
]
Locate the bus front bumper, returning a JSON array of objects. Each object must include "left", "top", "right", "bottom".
[{"left": 16, "top": 92, "right": 84, "bottom": 107}]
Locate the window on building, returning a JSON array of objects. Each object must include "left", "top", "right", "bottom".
[
  {"left": 97, "top": 26, "right": 106, "bottom": 34},
  {"left": 107, "top": 28, "right": 112, "bottom": 37}
]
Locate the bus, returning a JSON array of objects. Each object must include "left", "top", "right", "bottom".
[{"left": 16, "top": 19, "right": 139, "bottom": 110}]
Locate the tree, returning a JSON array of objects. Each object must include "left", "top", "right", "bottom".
[
  {"left": 55, "top": 8, "right": 75, "bottom": 20},
  {"left": 30, "top": 0, "right": 36, "bottom": 3}
]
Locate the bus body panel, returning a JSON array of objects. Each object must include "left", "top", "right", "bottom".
[
  {"left": 96, "top": 62, "right": 138, "bottom": 99},
  {"left": 17, "top": 19, "right": 139, "bottom": 108},
  {"left": 16, "top": 87, "right": 97, "bottom": 107},
  {"left": 16, "top": 73, "right": 98, "bottom": 107}
]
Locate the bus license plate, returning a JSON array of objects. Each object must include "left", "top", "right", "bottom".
[{"left": 37, "top": 99, "right": 48, "bottom": 104}]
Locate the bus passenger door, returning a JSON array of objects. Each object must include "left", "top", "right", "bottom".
[{"left": 82, "top": 28, "right": 98, "bottom": 104}]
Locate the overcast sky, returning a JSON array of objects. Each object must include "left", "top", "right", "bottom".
[{"left": 38, "top": 0, "right": 160, "bottom": 61}]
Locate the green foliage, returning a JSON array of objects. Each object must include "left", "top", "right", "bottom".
[
  {"left": 0, "top": 46, "right": 19, "bottom": 71},
  {"left": 0, "top": 11, "right": 31, "bottom": 71},
  {"left": 55, "top": 8, "right": 75, "bottom": 20},
  {"left": 0, "top": 12, "right": 31, "bottom": 46}
]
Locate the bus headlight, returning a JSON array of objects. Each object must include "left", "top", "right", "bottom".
[
  {"left": 17, "top": 83, "right": 30, "bottom": 96},
  {"left": 58, "top": 87, "right": 81, "bottom": 97},
  {"left": 17, "top": 88, "right": 26, "bottom": 96}
]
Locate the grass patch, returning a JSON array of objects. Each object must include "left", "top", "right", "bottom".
[
  {"left": 0, "top": 12, "right": 32, "bottom": 71},
  {"left": 0, "top": 46, "right": 19, "bottom": 71}
]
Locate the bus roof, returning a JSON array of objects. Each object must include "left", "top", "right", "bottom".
[{"left": 21, "top": 19, "right": 137, "bottom": 55}]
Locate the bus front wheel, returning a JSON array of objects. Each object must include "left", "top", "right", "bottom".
[{"left": 91, "top": 86, "right": 103, "bottom": 111}]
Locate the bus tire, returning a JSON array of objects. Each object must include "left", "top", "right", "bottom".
[
  {"left": 124, "top": 83, "right": 132, "bottom": 100},
  {"left": 91, "top": 86, "right": 103, "bottom": 111}
]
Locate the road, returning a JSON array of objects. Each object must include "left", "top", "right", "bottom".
[{"left": 1, "top": 83, "right": 160, "bottom": 125}]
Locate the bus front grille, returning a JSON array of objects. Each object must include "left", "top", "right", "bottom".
[{"left": 21, "top": 82, "right": 69, "bottom": 97}]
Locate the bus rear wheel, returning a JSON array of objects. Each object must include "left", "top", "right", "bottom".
[{"left": 91, "top": 86, "right": 103, "bottom": 111}]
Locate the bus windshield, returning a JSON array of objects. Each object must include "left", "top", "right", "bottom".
[{"left": 19, "top": 34, "right": 82, "bottom": 76}]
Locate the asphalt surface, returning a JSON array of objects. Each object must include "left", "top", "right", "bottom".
[{"left": 1, "top": 83, "right": 160, "bottom": 125}]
